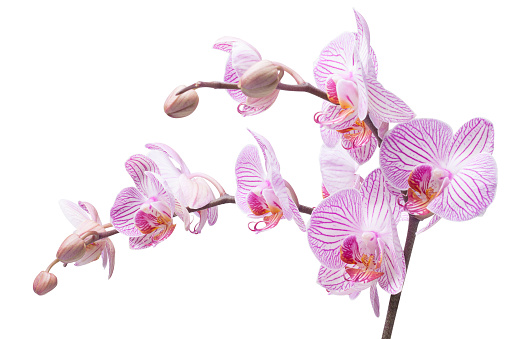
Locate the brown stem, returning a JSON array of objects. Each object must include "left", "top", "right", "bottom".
[
  {"left": 381, "top": 215, "right": 420, "bottom": 339},
  {"left": 276, "top": 82, "right": 329, "bottom": 101},
  {"left": 176, "top": 81, "right": 239, "bottom": 95},
  {"left": 93, "top": 193, "right": 315, "bottom": 242},
  {"left": 363, "top": 114, "right": 383, "bottom": 146}
]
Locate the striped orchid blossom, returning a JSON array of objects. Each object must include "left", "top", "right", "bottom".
[
  {"left": 110, "top": 155, "right": 188, "bottom": 249},
  {"left": 314, "top": 10, "right": 414, "bottom": 148},
  {"left": 380, "top": 118, "right": 497, "bottom": 233},
  {"left": 308, "top": 169, "right": 405, "bottom": 316},
  {"left": 146, "top": 143, "right": 224, "bottom": 234},
  {"left": 59, "top": 200, "right": 115, "bottom": 278},
  {"left": 213, "top": 37, "right": 279, "bottom": 116},
  {"left": 235, "top": 130, "right": 306, "bottom": 232}
]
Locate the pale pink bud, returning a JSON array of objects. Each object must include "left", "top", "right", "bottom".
[
  {"left": 33, "top": 271, "right": 58, "bottom": 295},
  {"left": 239, "top": 60, "right": 283, "bottom": 98},
  {"left": 56, "top": 234, "right": 86, "bottom": 263},
  {"left": 164, "top": 85, "right": 199, "bottom": 118}
]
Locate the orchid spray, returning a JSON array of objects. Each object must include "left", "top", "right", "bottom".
[{"left": 33, "top": 9, "right": 498, "bottom": 339}]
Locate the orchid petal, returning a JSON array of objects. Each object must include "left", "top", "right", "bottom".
[
  {"left": 59, "top": 200, "right": 89, "bottom": 229},
  {"left": 78, "top": 201, "right": 101, "bottom": 224},
  {"left": 320, "top": 144, "right": 360, "bottom": 195},
  {"left": 174, "top": 197, "right": 191, "bottom": 231},
  {"left": 354, "top": 9, "right": 371, "bottom": 75},
  {"left": 380, "top": 119, "right": 453, "bottom": 190},
  {"left": 75, "top": 242, "right": 103, "bottom": 266},
  {"left": 190, "top": 210, "right": 208, "bottom": 234},
  {"left": 224, "top": 55, "right": 246, "bottom": 103},
  {"left": 144, "top": 171, "right": 175, "bottom": 213},
  {"left": 447, "top": 118, "right": 494, "bottom": 171},
  {"left": 360, "top": 169, "right": 394, "bottom": 233},
  {"left": 347, "top": 132, "right": 377, "bottom": 165},
  {"left": 320, "top": 125, "right": 341, "bottom": 147},
  {"left": 146, "top": 143, "right": 191, "bottom": 176},
  {"left": 308, "top": 189, "right": 363, "bottom": 269},
  {"left": 231, "top": 41, "right": 261, "bottom": 78},
  {"left": 134, "top": 209, "right": 161, "bottom": 234},
  {"left": 103, "top": 238, "right": 115, "bottom": 279},
  {"left": 317, "top": 265, "right": 357, "bottom": 294},
  {"left": 207, "top": 206, "right": 218, "bottom": 226},
  {"left": 248, "top": 130, "right": 292, "bottom": 220},
  {"left": 152, "top": 223, "right": 176, "bottom": 243},
  {"left": 213, "top": 36, "right": 260, "bottom": 59},
  {"left": 366, "top": 75, "right": 415, "bottom": 123},
  {"left": 110, "top": 187, "right": 144, "bottom": 237},
  {"left": 417, "top": 214, "right": 441, "bottom": 235},
  {"left": 370, "top": 285, "right": 380, "bottom": 317},
  {"left": 377, "top": 238, "right": 405, "bottom": 294},
  {"left": 428, "top": 153, "right": 497, "bottom": 221},
  {"left": 317, "top": 101, "right": 358, "bottom": 130},
  {"left": 349, "top": 291, "right": 361, "bottom": 300},
  {"left": 129, "top": 233, "right": 154, "bottom": 250},
  {"left": 288, "top": 198, "right": 306, "bottom": 232},
  {"left": 340, "top": 235, "right": 363, "bottom": 264},
  {"left": 125, "top": 154, "right": 160, "bottom": 196},
  {"left": 235, "top": 145, "right": 265, "bottom": 214}
]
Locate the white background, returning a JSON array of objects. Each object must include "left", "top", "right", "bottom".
[{"left": 1, "top": 1, "right": 507, "bottom": 338}]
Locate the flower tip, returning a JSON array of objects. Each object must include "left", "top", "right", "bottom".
[
  {"left": 56, "top": 234, "right": 86, "bottom": 264},
  {"left": 164, "top": 85, "right": 199, "bottom": 118},
  {"left": 33, "top": 271, "right": 57, "bottom": 296},
  {"left": 239, "top": 60, "right": 282, "bottom": 98}
]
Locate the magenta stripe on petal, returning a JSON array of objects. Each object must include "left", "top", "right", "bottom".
[
  {"left": 370, "top": 285, "right": 380, "bottom": 317},
  {"left": 428, "top": 153, "right": 497, "bottom": 221},
  {"left": 317, "top": 265, "right": 357, "bottom": 294},
  {"left": 380, "top": 119, "right": 453, "bottom": 190},
  {"left": 235, "top": 145, "right": 265, "bottom": 214},
  {"left": 110, "top": 187, "right": 144, "bottom": 237},
  {"left": 360, "top": 169, "right": 394, "bottom": 233},
  {"left": 347, "top": 132, "right": 377, "bottom": 165},
  {"left": 366, "top": 75, "right": 415, "bottom": 123},
  {"left": 125, "top": 154, "right": 160, "bottom": 196},
  {"left": 447, "top": 118, "right": 494, "bottom": 171},
  {"left": 308, "top": 189, "right": 363, "bottom": 269}
]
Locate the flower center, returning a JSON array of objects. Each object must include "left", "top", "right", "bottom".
[
  {"left": 406, "top": 164, "right": 451, "bottom": 217},
  {"left": 340, "top": 233, "right": 384, "bottom": 284}
]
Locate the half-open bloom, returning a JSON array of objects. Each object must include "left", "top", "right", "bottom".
[
  {"left": 314, "top": 10, "right": 414, "bottom": 142},
  {"left": 111, "top": 154, "right": 185, "bottom": 249},
  {"left": 235, "top": 130, "right": 305, "bottom": 232},
  {"left": 380, "top": 118, "right": 497, "bottom": 232},
  {"left": 214, "top": 37, "right": 279, "bottom": 116},
  {"left": 308, "top": 169, "right": 405, "bottom": 316},
  {"left": 146, "top": 143, "right": 223, "bottom": 234},
  {"left": 59, "top": 200, "right": 115, "bottom": 278}
]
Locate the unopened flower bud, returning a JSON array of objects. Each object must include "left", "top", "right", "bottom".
[
  {"left": 56, "top": 234, "right": 86, "bottom": 263},
  {"left": 240, "top": 60, "right": 283, "bottom": 98},
  {"left": 164, "top": 85, "right": 199, "bottom": 118},
  {"left": 33, "top": 271, "right": 57, "bottom": 295}
]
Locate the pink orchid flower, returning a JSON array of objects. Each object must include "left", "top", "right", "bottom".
[
  {"left": 380, "top": 118, "right": 497, "bottom": 233},
  {"left": 235, "top": 130, "right": 306, "bottom": 232},
  {"left": 110, "top": 154, "right": 187, "bottom": 249},
  {"left": 308, "top": 169, "right": 406, "bottom": 317},
  {"left": 213, "top": 37, "right": 280, "bottom": 116},
  {"left": 146, "top": 143, "right": 225, "bottom": 234},
  {"left": 59, "top": 200, "right": 115, "bottom": 278},
  {"left": 314, "top": 10, "right": 414, "bottom": 147}
]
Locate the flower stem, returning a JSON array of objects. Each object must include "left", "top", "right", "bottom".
[
  {"left": 176, "top": 81, "right": 239, "bottom": 95},
  {"left": 272, "top": 62, "right": 306, "bottom": 85},
  {"left": 45, "top": 258, "right": 60, "bottom": 272},
  {"left": 381, "top": 215, "right": 420, "bottom": 339}
]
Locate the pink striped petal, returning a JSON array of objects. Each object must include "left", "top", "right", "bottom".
[
  {"left": 231, "top": 41, "right": 261, "bottom": 78},
  {"left": 144, "top": 172, "right": 175, "bottom": 213},
  {"left": 134, "top": 209, "right": 161, "bottom": 234},
  {"left": 340, "top": 235, "right": 363, "bottom": 264},
  {"left": 152, "top": 223, "right": 175, "bottom": 243},
  {"left": 347, "top": 132, "right": 377, "bottom": 165},
  {"left": 146, "top": 143, "right": 191, "bottom": 176},
  {"left": 320, "top": 144, "right": 360, "bottom": 195},
  {"left": 315, "top": 102, "right": 358, "bottom": 131},
  {"left": 308, "top": 189, "right": 363, "bottom": 269},
  {"left": 317, "top": 265, "right": 357, "bottom": 294},
  {"left": 78, "top": 201, "right": 101, "bottom": 224},
  {"left": 380, "top": 119, "right": 453, "bottom": 190},
  {"left": 248, "top": 130, "right": 292, "bottom": 220},
  {"left": 75, "top": 242, "right": 103, "bottom": 266},
  {"left": 366, "top": 75, "right": 415, "bottom": 123},
  {"left": 417, "top": 214, "right": 441, "bottom": 235},
  {"left": 235, "top": 145, "right": 265, "bottom": 215},
  {"left": 59, "top": 199, "right": 89, "bottom": 229},
  {"left": 224, "top": 55, "right": 245, "bottom": 103},
  {"left": 320, "top": 125, "right": 341, "bottom": 147},
  {"left": 370, "top": 285, "right": 380, "bottom": 317},
  {"left": 207, "top": 206, "right": 218, "bottom": 226},
  {"left": 428, "top": 153, "right": 497, "bottom": 221},
  {"left": 190, "top": 210, "right": 208, "bottom": 234},
  {"left": 447, "top": 118, "right": 494, "bottom": 171},
  {"left": 288, "top": 198, "right": 306, "bottom": 232},
  {"left": 213, "top": 36, "right": 261, "bottom": 59},
  {"left": 377, "top": 236, "right": 405, "bottom": 294},
  {"left": 354, "top": 9, "right": 371, "bottom": 75},
  {"left": 360, "top": 169, "right": 394, "bottom": 233},
  {"left": 345, "top": 268, "right": 383, "bottom": 284},
  {"left": 174, "top": 197, "right": 191, "bottom": 230},
  {"left": 102, "top": 238, "right": 115, "bottom": 279},
  {"left": 110, "top": 187, "right": 144, "bottom": 237},
  {"left": 129, "top": 233, "right": 154, "bottom": 250},
  {"left": 313, "top": 32, "right": 359, "bottom": 90},
  {"left": 125, "top": 154, "right": 160, "bottom": 196}
]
